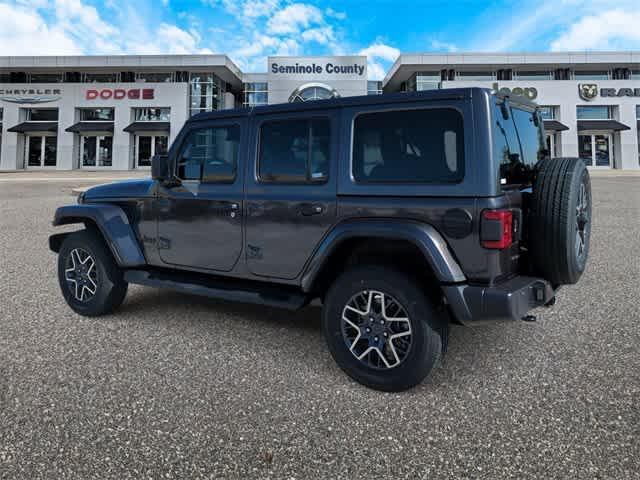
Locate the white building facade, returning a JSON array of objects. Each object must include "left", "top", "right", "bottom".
[{"left": 1, "top": 52, "right": 639, "bottom": 171}]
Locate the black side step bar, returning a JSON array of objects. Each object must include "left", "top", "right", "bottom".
[{"left": 124, "top": 269, "right": 309, "bottom": 311}]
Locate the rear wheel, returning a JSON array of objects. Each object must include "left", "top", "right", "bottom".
[
  {"left": 322, "top": 265, "right": 444, "bottom": 392},
  {"left": 530, "top": 157, "right": 592, "bottom": 285},
  {"left": 57, "top": 229, "right": 128, "bottom": 316}
]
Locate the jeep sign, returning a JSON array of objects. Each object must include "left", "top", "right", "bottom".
[{"left": 491, "top": 83, "right": 538, "bottom": 100}]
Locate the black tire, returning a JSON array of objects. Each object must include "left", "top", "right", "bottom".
[
  {"left": 530, "top": 158, "right": 592, "bottom": 285},
  {"left": 322, "top": 265, "right": 444, "bottom": 392},
  {"left": 57, "top": 229, "right": 128, "bottom": 316}
]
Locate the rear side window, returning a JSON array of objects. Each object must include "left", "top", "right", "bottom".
[
  {"left": 176, "top": 125, "right": 239, "bottom": 183},
  {"left": 352, "top": 108, "right": 464, "bottom": 183},
  {"left": 493, "top": 100, "right": 545, "bottom": 188},
  {"left": 258, "top": 118, "right": 330, "bottom": 183}
]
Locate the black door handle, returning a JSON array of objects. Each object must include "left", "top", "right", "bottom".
[{"left": 299, "top": 203, "right": 324, "bottom": 216}]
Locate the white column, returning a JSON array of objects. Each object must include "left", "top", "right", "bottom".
[
  {"left": 618, "top": 104, "right": 639, "bottom": 170},
  {"left": 0, "top": 104, "right": 20, "bottom": 170}
]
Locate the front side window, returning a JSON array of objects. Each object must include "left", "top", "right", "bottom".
[
  {"left": 176, "top": 126, "right": 239, "bottom": 183},
  {"left": 352, "top": 108, "right": 464, "bottom": 183},
  {"left": 258, "top": 119, "right": 330, "bottom": 183}
]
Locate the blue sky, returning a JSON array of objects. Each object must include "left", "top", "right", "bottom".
[{"left": 2, "top": 0, "right": 640, "bottom": 78}]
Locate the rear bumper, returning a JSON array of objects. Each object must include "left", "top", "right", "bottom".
[{"left": 443, "top": 276, "right": 555, "bottom": 323}]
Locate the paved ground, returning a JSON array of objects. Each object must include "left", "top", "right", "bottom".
[{"left": 0, "top": 177, "right": 638, "bottom": 479}]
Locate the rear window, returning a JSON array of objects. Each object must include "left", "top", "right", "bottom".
[
  {"left": 352, "top": 108, "right": 464, "bottom": 183},
  {"left": 493, "top": 99, "right": 545, "bottom": 188}
]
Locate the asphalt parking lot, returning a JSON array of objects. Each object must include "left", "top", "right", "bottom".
[{"left": 0, "top": 176, "right": 638, "bottom": 479}]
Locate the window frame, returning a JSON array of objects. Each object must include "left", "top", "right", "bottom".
[
  {"left": 173, "top": 123, "right": 241, "bottom": 184},
  {"left": 349, "top": 105, "right": 466, "bottom": 185},
  {"left": 256, "top": 116, "right": 331, "bottom": 185}
]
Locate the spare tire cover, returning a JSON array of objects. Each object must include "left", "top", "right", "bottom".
[{"left": 530, "top": 158, "right": 592, "bottom": 285}]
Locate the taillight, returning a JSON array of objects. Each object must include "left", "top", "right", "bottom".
[{"left": 481, "top": 209, "right": 513, "bottom": 249}]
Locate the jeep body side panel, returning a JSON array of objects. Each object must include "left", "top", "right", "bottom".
[
  {"left": 52, "top": 204, "right": 146, "bottom": 267},
  {"left": 244, "top": 108, "right": 339, "bottom": 280},
  {"left": 300, "top": 218, "right": 466, "bottom": 292},
  {"left": 155, "top": 117, "right": 247, "bottom": 272}
]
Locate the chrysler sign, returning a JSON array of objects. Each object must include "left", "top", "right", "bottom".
[
  {"left": 86, "top": 88, "right": 155, "bottom": 100},
  {"left": 0, "top": 88, "right": 62, "bottom": 104}
]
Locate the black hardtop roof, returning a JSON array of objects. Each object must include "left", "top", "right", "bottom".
[{"left": 187, "top": 87, "right": 536, "bottom": 123}]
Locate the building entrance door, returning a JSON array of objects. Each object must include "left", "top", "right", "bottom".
[
  {"left": 81, "top": 135, "right": 113, "bottom": 168},
  {"left": 26, "top": 135, "right": 57, "bottom": 168},
  {"left": 135, "top": 134, "right": 168, "bottom": 168},
  {"left": 578, "top": 133, "right": 612, "bottom": 168}
]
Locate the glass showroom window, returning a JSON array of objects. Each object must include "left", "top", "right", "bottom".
[
  {"left": 79, "top": 108, "right": 114, "bottom": 121},
  {"left": 289, "top": 83, "right": 339, "bottom": 102},
  {"left": 573, "top": 70, "right": 610, "bottom": 81},
  {"left": 190, "top": 72, "right": 225, "bottom": 116},
  {"left": 455, "top": 71, "right": 496, "bottom": 81},
  {"left": 367, "top": 81, "right": 383, "bottom": 95},
  {"left": 28, "top": 73, "right": 64, "bottom": 83},
  {"left": 83, "top": 72, "right": 120, "bottom": 83},
  {"left": 243, "top": 83, "right": 268, "bottom": 107},
  {"left": 538, "top": 106, "right": 556, "bottom": 120},
  {"left": 407, "top": 72, "right": 440, "bottom": 91},
  {"left": 26, "top": 108, "right": 59, "bottom": 121},
  {"left": 515, "top": 70, "right": 553, "bottom": 80},
  {"left": 135, "top": 72, "right": 174, "bottom": 83},
  {"left": 576, "top": 106, "right": 613, "bottom": 120},
  {"left": 133, "top": 107, "right": 171, "bottom": 122}
]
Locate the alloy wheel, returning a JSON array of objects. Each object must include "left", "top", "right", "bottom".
[
  {"left": 64, "top": 248, "right": 98, "bottom": 302},
  {"left": 341, "top": 290, "right": 413, "bottom": 370}
]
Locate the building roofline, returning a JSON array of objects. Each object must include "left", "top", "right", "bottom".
[
  {"left": 383, "top": 51, "right": 640, "bottom": 88},
  {"left": 0, "top": 54, "right": 243, "bottom": 85}
]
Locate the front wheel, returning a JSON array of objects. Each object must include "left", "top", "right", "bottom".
[
  {"left": 57, "top": 229, "right": 128, "bottom": 316},
  {"left": 322, "top": 265, "right": 445, "bottom": 392}
]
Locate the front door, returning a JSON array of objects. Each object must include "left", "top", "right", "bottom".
[
  {"left": 156, "top": 121, "right": 244, "bottom": 272},
  {"left": 578, "top": 133, "right": 612, "bottom": 168},
  {"left": 81, "top": 135, "right": 112, "bottom": 168},
  {"left": 136, "top": 133, "right": 169, "bottom": 168},
  {"left": 245, "top": 111, "right": 338, "bottom": 280},
  {"left": 26, "top": 135, "right": 57, "bottom": 168}
]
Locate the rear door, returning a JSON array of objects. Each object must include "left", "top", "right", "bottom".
[
  {"left": 245, "top": 109, "right": 338, "bottom": 279},
  {"left": 156, "top": 119, "right": 245, "bottom": 271}
]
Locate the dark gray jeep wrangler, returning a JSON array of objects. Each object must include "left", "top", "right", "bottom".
[{"left": 50, "top": 88, "right": 591, "bottom": 391}]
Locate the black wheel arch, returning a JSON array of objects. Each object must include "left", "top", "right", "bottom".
[
  {"left": 300, "top": 219, "right": 466, "bottom": 296},
  {"left": 51, "top": 204, "right": 146, "bottom": 268}
]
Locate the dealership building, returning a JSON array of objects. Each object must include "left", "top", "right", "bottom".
[{"left": 1, "top": 51, "right": 639, "bottom": 171}]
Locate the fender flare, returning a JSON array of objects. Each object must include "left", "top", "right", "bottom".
[
  {"left": 300, "top": 219, "right": 466, "bottom": 292},
  {"left": 51, "top": 204, "right": 146, "bottom": 267}
]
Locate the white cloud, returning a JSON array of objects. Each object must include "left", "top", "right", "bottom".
[
  {"left": 358, "top": 42, "right": 400, "bottom": 80},
  {"left": 267, "top": 3, "right": 323, "bottom": 35},
  {"left": 0, "top": 3, "right": 82, "bottom": 55},
  {"left": 430, "top": 40, "right": 458, "bottom": 52},
  {"left": 301, "top": 26, "right": 335, "bottom": 45},
  {"left": 550, "top": 9, "right": 640, "bottom": 50},
  {"left": 325, "top": 7, "right": 346, "bottom": 20}
]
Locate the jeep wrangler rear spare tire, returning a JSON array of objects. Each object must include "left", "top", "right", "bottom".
[
  {"left": 322, "top": 265, "right": 444, "bottom": 392},
  {"left": 530, "top": 157, "right": 591, "bottom": 285}
]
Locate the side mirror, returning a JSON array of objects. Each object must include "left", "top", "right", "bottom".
[{"left": 151, "top": 154, "right": 169, "bottom": 181}]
